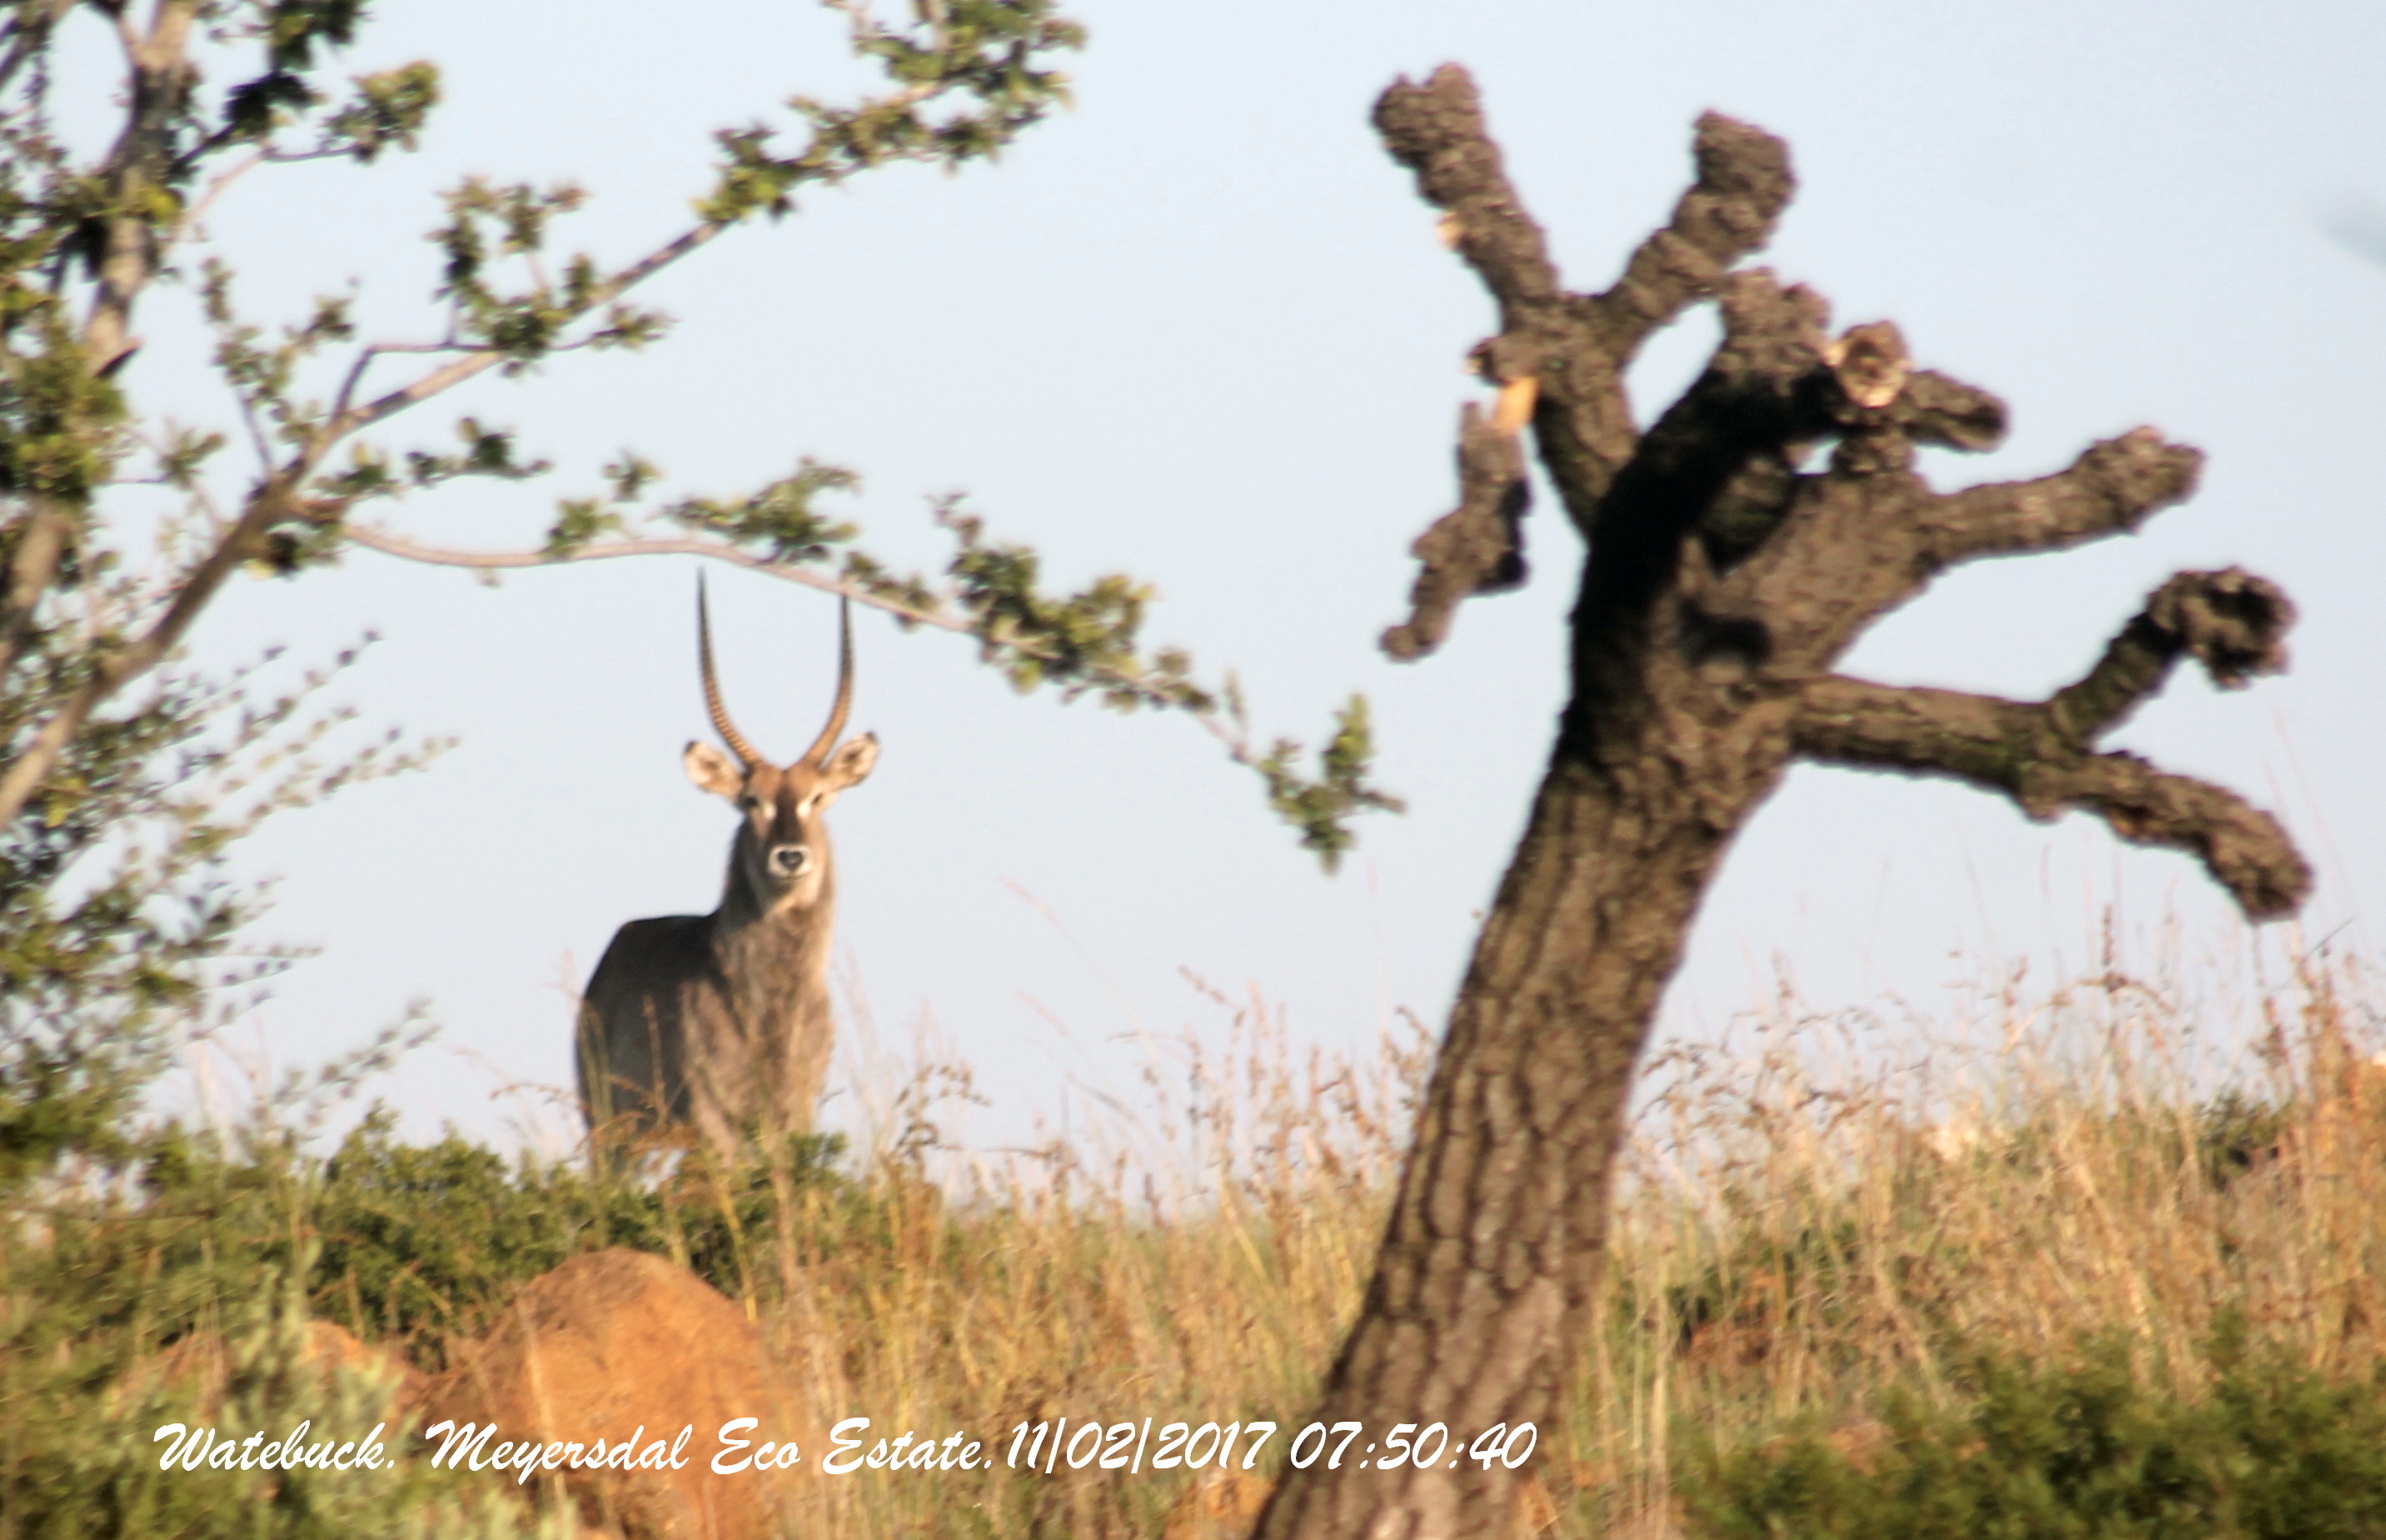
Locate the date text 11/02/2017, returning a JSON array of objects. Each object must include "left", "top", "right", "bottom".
[{"left": 998, "top": 1418, "right": 1537, "bottom": 1475}]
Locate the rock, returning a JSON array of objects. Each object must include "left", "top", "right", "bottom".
[{"left": 419, "top": 1248, "right": 815, "bottom": 1540}]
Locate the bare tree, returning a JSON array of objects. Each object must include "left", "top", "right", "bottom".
[{"left": 1259, "top": 67, "right": 2310, "bottom": 1540}]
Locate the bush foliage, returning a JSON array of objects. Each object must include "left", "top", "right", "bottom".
[{"left": 1685, "top": 1329, "right": 2386, "bottom": 1540}]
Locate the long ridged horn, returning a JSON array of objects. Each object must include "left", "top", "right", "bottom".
[
  {"left": 695, "top": 572, "right": 765, "bottom": 771},
  {"left": 799, "top": 595, "right": 854, "bottom": 768}
]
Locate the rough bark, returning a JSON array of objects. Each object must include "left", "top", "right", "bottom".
[
  {"left": 1381, "top": 402, "right": 1530, "bottom": 660},
  {"left": 1264, "top": 67, "right": 2309, "bottom": 1540}
]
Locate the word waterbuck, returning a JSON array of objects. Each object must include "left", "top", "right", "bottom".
[{"left": 576, "top": 582, "right": 877, "bottom": 1157}]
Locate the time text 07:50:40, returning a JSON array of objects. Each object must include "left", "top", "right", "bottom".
[{"left": 1002, "top": 1418, "right": 1537, "bottom": 1476}]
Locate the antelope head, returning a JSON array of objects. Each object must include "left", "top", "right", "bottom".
[{"left": 681, "top": 578, "right": 878, "bottom": 912}]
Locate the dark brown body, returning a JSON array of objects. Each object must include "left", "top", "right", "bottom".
[{"left": 574, "top": 865, "right": 839, "bottom": 1154}]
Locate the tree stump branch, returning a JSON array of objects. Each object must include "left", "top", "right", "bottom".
[{"left": 1382, "top": 402, "right": 1532, "bottom": 660}]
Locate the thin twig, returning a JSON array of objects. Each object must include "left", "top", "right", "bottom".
[
  {"left": 228, "top": 384, "right": 274, "bottom": 474},
  {"left": 332, "top": 221, "right": 726, "bottom": 438},
  {"left": 341, "top": 523, "right": 1266, "bottom": 766},
  {"left": 166, "top": 147, "right": 264, "bottom": 250}
]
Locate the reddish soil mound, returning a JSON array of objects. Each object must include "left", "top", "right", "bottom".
[{"left": 420, "top": 1248, "right": 814, "bottom": 1540}]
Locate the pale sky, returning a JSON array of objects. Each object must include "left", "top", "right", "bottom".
[{"left": 112, "top": 0, "right": 2386, "bottom": 1153}]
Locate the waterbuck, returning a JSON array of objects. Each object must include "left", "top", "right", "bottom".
[{"left": 575, "top": 580, "right": 877, "bottom": 1159}]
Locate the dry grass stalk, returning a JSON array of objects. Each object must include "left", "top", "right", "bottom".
[{"left": 755, "top": 945, "right": 2385, "bottom": 1538}]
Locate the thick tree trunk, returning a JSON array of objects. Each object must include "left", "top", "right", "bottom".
[
  {"left": 1259, "top": 710, "right": 1789, "bottom": 1537},
  {"left": 1261, "top": 66, "right": 2309, "bottom": 1540}
]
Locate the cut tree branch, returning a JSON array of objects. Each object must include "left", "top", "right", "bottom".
[
  {"left": 1920, "top": 426, "right": 2203, "bottom": 566},
  {"left": 1264, "top": 85, "right": 2315, "bottom": 1540},
  {"left": 1373, "top": 72, "right": 1800, "bottom": 628},
  {"left": 1585, "top": 111, "right": 1796, "bottom": 360},
  {"left": 1372, "top": 65, "right": 1562, "bottom": 320},
  {"left": 1791, "top": 568, "right": 2309, "bottom": 918},
  {"left": 1381, "top": 401, "right": 1529, "bottom": 660}
]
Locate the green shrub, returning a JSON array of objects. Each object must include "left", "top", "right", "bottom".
[
  {"left": 1682, "top": 1330, "right": 2386, "bottom": 1539},
  {"left": 309, "top": 1109, "right": 850, "bottom": 1363},
  {"left": 1, "top": 1253, "right": 557, "bottom": 1540},
  {"left": 2, "top": 1113, "right": 863, "bottom": 1531}
]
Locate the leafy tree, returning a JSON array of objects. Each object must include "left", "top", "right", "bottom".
[
  {"left": 0, "top": 0, "right": 1399, "bottom": 1188},
  {"left": 0, "top": 19, "right": 1400, "bottom": 1523},
  {"left": 6, "top": 1243, "right": 558, "bottom": 1538},
  {"left": 0, "top": 623, "right": 428, "bottom": 1192},
  {"left": 1254, "top": 67, "right": 2311, "bottom": 1540},
  {"left": 2, "top": 0, "right": 1388, "bottom": 855}
]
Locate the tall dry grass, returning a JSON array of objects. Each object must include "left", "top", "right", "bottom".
[
  {"left": 758, "top": 944, "right": 2386, "bottom": 1538},
  {"left": 1580, "top": 944, "right": 2386, "bottom": 1535},
  {"left": 22, "top": 940, "right": 2378, "bottom": 1538},
  {"left": 761, "top": 977, "right": 1430, "bottom": 1537}
]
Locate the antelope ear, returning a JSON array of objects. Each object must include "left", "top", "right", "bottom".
[
  {"left": 683, "top": 740, "right": 745, "bottom": 800},
  {"left": 819, "top": 732, "right": 879, "bottom": 791}
]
